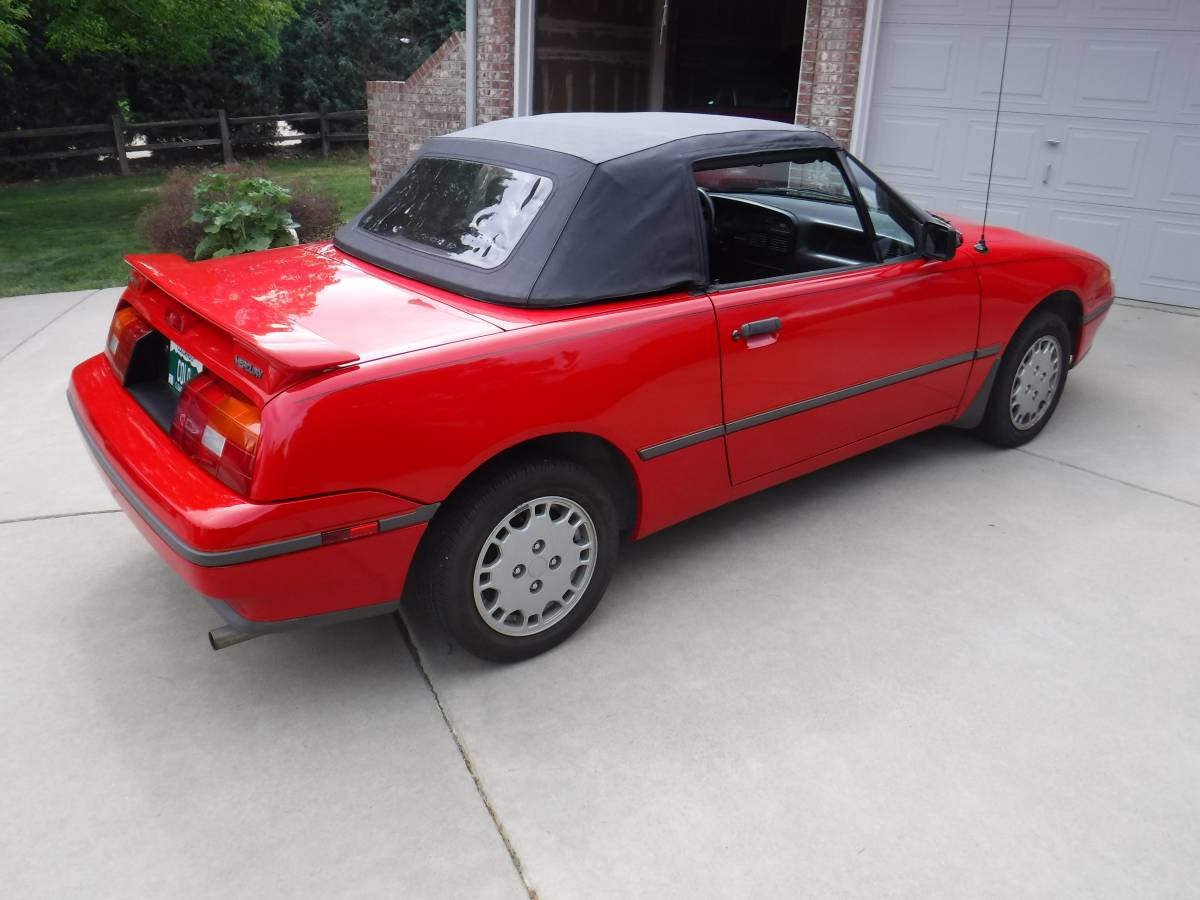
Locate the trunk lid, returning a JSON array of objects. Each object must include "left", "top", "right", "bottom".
[{"left": 125, "top": 244, "right": 501, "bottom": 389}]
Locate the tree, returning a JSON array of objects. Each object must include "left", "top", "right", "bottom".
[
  {"left": 0, "top": 21, "right": 280, "bottom": 134},
  {"left": 2, "top": 0, "right": 307, "bottom": 69},
  {"left": 0, "top": 1, "right": 30, "bottom": 71},
  {"left": 278, "top": 0, "right": 463, "bottom": 111},
  {"left": 0, "top": 0, "right": 463, "bottom": 147}
]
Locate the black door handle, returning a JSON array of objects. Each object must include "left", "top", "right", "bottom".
[{"left": 732, "top": 317, "right": 782, "bottom": 341}]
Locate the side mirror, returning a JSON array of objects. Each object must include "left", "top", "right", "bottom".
[{"left": 918, "top": 220, "right": 961, "bottom": 261}]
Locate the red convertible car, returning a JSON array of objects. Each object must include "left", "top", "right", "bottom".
[{"left": 69, "top": 113, "right": 1113, "bottom": 660}]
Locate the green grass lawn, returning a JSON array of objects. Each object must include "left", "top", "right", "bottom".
[{"left": 0, "top": 154, "right": 371, "bottom": 298}]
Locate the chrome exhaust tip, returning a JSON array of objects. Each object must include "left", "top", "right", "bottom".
[{"left": 208, "top": 625, "right": 261, "bottom": 651}]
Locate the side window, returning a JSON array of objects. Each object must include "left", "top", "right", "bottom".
[
  {"left": 694, "top": 151, "right": 875, "bottom": 286},
  {"left": 845, "top": 156, "right": 920, "bottom": 260},
  {"left": 784, "top": 159, "right": 853, "bottom": 202}
]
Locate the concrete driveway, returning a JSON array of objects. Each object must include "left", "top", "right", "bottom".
[{"left": 2, "top": 288, "right": 1198, "bottom": 899}]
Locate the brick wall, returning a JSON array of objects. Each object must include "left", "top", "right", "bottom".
[
  {"left": 366, "top": 32, "right": 467, "bottom": 194},
  {"left": 367, "top": 1, "right": 516, "bottom": 194},
  {"left": 477, "top": 0, "right": 515, "bottom": 123},
  {"left": 794, "top": 0, "right": 867, "bottom": 147}
]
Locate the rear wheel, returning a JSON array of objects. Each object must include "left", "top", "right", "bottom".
[
  {"left": 423, "top": 458, "right": 619, "bottom": 662},
  {"left": 977, "top": 310, "right": 1071, "bottom": 447}
]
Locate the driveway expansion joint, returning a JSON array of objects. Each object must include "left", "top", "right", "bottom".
[
  {"left": 0, "top": 287, "right": 108, "bottom": 365},
  {"left": 1016, "top": 448, "right": 1200, "bottom": 511},
  {"left": 0, "top": 508, "right": 121, "bottom": 526},
  {"left": 1115, "top": 297, "right": 1200, "bottom": 318},
  {"left": 394, "top": 611, "right": 539, "bottom": 900}
]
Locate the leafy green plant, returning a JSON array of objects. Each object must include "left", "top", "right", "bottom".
[
  {"left": 136, "top": 163, "right": 349, "bottom": 259},
  {"left": 190, "top": 172, "right": 299, "bottom": 260}
]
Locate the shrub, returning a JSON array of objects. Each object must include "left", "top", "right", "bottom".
[
  {"left": 136, "top": 164, "right": 342, "bottom": 259},
  {"left": 285, "top": 176, "right": 342, "bottom": 243},
  {"left": 136, "top": 168, "right": 206, "bottom": 257},
  {"left": 190, "top": 173, "right": 298, "bottom": 260}
]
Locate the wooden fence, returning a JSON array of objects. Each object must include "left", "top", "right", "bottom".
[{"left": 0, "top": 108, "right": 367, "bottom": 173}]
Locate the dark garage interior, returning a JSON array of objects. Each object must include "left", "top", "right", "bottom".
[{"left": 534, "top": 0, "right": 805, "bottom": 121}]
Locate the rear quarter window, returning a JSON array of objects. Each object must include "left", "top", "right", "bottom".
[{"left": 360, "top": 157, "right": 553, "bottom": 269}]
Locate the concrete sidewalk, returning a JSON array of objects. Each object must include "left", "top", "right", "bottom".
[{"left": 1, "top": 289, "right": 1197, "bottom": 898}]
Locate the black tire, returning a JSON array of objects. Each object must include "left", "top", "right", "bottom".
[
  {"left": 421, "top": 458, "right": 620, "bottom": 662},
  {"left": 977, "top": 309, "right": 1071, "bottom": 447}
]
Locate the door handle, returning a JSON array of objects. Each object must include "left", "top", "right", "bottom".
[{"left": 732, "top": 317, "right": 782, "bottom": 341}]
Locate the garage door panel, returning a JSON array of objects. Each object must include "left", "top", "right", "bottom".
[
  {"left": 863, "top": 111, "right": 950, "bottom": 179},
  {"left": 1073, "top": 39, "right": 1167, "bottom": 114},
  {"left": 1160, "top": 137, "right": 1200, "bottom": 211},
  {"left": 1057, "top": 125, "right": 1147, "bottom": 200},
  {"left": 874, "top": 27, "right": 961, "bottom": 103},
  {"left": 1183, "top": 42, "right": 1200, "bottom": 117},
  {"left": 874, "top": 25, "right": 1199, "bottom": 124},
  {"left": 898, "top": 189, "right": 940, "bottom": 212},
  {"left": 886, "top": 0, "right": 1200, "bottom": 28},
  {"left": 975, "top": 36, "right": 1057, "bottom": 108},
  {"left": 885, "top": 0, "right": 982, "bottom": 21},
  {"left": 1049, "top": 121, "right": 1199, "bottom": 214},
  {"left": 1045, "top": 208, "right": 1130, "bottom": 264},
  {"left": 869, "top": 107, "right": 1199, "bottom": 214},
  {"left": 1143, "top": 220, "right": 1200, "bottom": 299},
  {"left": 964, "top": 120, "right": 1042, "bottom": 189},
  {"left": 890, "top": 0, "right": 1059, "bottom": 26},
  {"left": 949, "top": 196, "right": 1036, "bottom": 234},
  {"left": 1090, "top": 0, "right": 1187, "bottom": 24}
]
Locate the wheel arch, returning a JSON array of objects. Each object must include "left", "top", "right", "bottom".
[
  {"left": 955, "top": 287, "right": 1082, "bottom": 430},
  {"left": 1027, "top": 289, "right": 1083, "bottom": 361},
  {"left": 429, "top": 431, "right": 641, "bottom": 539}
]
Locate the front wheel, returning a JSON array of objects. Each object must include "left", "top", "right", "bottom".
[
  {"left": 977, "top": 310, "right": 1071, "bottom": 447},
  {"left": 423, "top": 458, "right": 620, "bottom": 662}
]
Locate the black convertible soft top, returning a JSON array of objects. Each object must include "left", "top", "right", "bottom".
[{"left": 335, "top": 113, "right": 837, "bottom": 308}]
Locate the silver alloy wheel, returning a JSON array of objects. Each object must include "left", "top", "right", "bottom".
[
  {"left": 1010, "top": 335, "right": 1063, "bottom": 430},
  {"left": 472, "top": 495, "right": 597, "bottom": 637}
]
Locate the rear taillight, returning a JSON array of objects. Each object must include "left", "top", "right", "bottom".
[
  {"left": 171, "top": 373, "right": 261, "bottom": 495},
  {"left": 106, "top": 305, "right": 152, "bottom": 380}
]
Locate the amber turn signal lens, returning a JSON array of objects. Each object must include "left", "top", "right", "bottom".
[{"left": 105, "top": 304, "right": 152, "bottom": 380}]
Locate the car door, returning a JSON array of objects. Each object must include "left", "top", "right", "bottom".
[{"left": 701, "top": 152, "right": 980, "bottom": 485}]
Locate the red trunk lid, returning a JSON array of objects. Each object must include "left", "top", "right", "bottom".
[{"left": 125, "top": 244, "right": 501, "bottom": 387}]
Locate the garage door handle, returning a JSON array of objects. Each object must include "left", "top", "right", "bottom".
[{"left": 732, "top": 317, "right": 782, "bottom": 341}]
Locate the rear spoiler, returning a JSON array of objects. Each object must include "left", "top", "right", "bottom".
[{"left": 124, "top": 254, "right": 360, "bottom": 373}]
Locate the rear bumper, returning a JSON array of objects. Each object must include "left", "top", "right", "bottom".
[{"left": 69, "top": 354, "right": 437, "bottom": 626}]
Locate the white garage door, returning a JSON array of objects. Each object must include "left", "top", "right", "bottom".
[{"left": 861, "top": 0, "right": 1200, "bottom": 308}]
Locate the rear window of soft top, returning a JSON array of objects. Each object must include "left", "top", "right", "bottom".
[{"left": 359, "top": 157, "right": 553, "bottom": 269}]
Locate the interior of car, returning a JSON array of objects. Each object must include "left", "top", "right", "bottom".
[{"left": 695, "top": 152, "right": 920, "bottom": 286}]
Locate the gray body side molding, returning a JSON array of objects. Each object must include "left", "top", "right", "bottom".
[
  {"left": 640, "top": 345, "right": 1004, "bottom": 458},
  {"left": 206, "top": 596, "right": 401, "bottom": 634},
  {"left": 1082, "top": 298, "right": 1114, "bottom": 324}
]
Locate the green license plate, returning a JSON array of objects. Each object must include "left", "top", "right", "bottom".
[{"left": 167, "top": 341, "right": 204, "bottom": 395}]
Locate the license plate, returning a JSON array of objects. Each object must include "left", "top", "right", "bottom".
[{"left": 167, "top": 341, "right": 204, "bottom": 395}]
